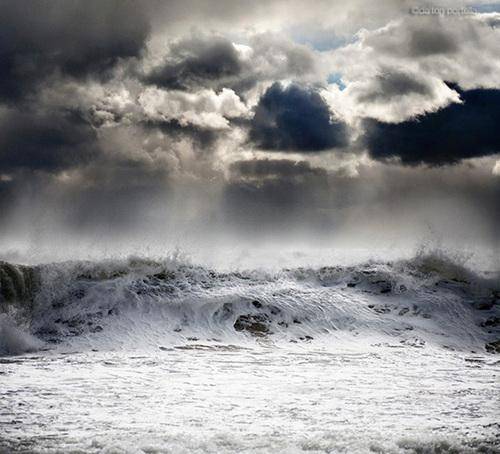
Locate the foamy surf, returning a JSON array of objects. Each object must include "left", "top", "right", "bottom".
[
  {"left": 1, "top": 251, "right": 499, "bottom": 355},
  {"left": 1, "top": 251, "right": 499, "bottom": 454}
]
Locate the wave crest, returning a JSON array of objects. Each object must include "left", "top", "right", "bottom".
[{"left": 1, "top": 251, "right": 498, "bottom": 355}]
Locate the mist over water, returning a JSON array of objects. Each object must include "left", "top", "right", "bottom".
[{"left": 1, "top": 168, "right": 498, "bottom": 271}]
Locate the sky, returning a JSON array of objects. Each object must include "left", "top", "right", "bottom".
[{"left": 0, "top": 0, "right": 499, "bottom": 264}]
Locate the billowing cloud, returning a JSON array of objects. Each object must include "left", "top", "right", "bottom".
[
  {"left": 327, "top": 69, "right": 460, "bottom": 123},
  {"left": 324, "top": 12, "right": 500, "bottom": 127},
  {"left": 139, "top": 87, "right": 249, "bottom": 130},
  {"left": 363, "top": 87, "right": 500, "bottom": 165},
  {"left": 364, "top": 20, "right": 460, "bottom": 58},
  {"left": 0, "top": 0, "right": 150, "bottom": 102},
  {"left": 334, "top": 13, "right": 500, "bottom": 91},
  {"left": 357, "top": 71, "right": 432, "bottom": 102},
  {"left": 246, "top": 34, "right": 321, "bottom": 85},
  {"left": 144, "top": 36, "right": 243, "bottom": 91},
  {"left": 144, "top": 32, "right": 323, "bottom": 96},
  {"left": 249, "top": 83, "right": 348, "bottom": 151}
]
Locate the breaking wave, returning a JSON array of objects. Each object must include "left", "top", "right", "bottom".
[{"left": 1, "top": 250, "right": 499, "bottom": 355}]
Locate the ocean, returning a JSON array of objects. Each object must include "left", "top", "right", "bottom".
[{"left": 1, "top": 251, "right": 499, "bottom": 453}]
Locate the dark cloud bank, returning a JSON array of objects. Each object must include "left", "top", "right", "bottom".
[
  {"left": 0, "top": 0, "right": 150, "bottom": 103},
  {"left": 364, "top": 86, "right": 500, "bottom": 165},
  {"left": 249, "top": 83, "right": 348, "bottom": 151}
]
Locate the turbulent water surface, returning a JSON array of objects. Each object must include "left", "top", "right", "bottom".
[{"left": 1, "top": 252, "right": 499, "bottom": 453}]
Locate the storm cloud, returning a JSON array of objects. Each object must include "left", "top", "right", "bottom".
[
  {"left": 145, "top": 36, "right": 242, "bottom": 91},
  {"left": 249, "top": 83, "right": 348, "bottom": 151},
  {"left": 364, "top": 87, "right": 500, "bottom": 165},
  {"left": 144, "top": 32, "right": 322, "bottom": 96},
  {"left": 0, "top": 0, "right": 150, "bottom": 102},
  {"left": 356, "top": 70, "right": 433, "bottom": 103},
  {"left": 407, "top": 27, "right": 459, "bottom": 57}
]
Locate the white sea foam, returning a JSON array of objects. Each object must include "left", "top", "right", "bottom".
[
  {"left": 1, "top": 346, "right": 498, "bottom": 453},
  {"left": 1, "top": 251, "right": 499, "bottom": 453},
  {"left": 0, "top": 250, "right": 497, "bottom": 355}
]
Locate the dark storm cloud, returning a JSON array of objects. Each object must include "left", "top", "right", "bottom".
[
  {"left": 230, "top": 159, "right": 327, "bottom": 180},
  {"left": 249, "top": 83, "right": 348, "bottom": 152},
  {"left": 407, "top": 28, "right": 459, "bottom": 57},
  {"left": 0, "top": 0, "right": 150, "bottom": 102},
  {"left": 145, "top": 36, "right": 242, "bottom": 91},
  {"left": 357, "top": 70, "right": 432, "bottom": 103},
  {"left": 0, "top": 108, "right": 98, "bottom": 173},
  {"left": 363, "top": 87, "right": 500, "bottom": 165}
]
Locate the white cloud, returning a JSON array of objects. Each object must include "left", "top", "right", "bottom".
[
  {"left": 138, "top": 87, "right": 249, "bottom": 129},
  {"left": 321, "top": 13, "right": 500, "bottom": 126},
  {"left": 323, "top": 71, "right": 461, "bottom": 124}
]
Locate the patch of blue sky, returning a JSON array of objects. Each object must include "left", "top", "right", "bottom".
[
  {"left": 471, "top": 3, "right": 500, "bottom": 13},
  {"left": 327, "top": 73, "right": 346, "bottom": 90}
]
